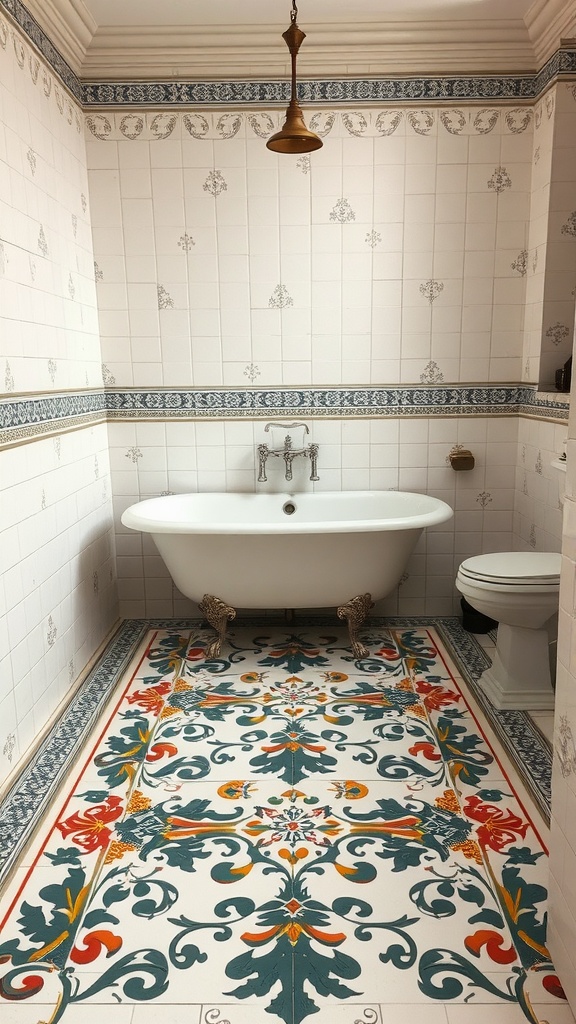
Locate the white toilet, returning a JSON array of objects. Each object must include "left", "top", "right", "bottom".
[{"left": 455, "top": 551, "right": 561, "bottom": 710}]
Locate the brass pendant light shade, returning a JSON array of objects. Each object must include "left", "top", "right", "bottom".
[{"left": 267, "top": 6, "right": 323, "bottom": 155}]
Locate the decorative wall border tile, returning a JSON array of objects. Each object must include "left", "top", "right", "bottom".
[
  {"left": 0, "top": 0, "right": 82, "bottom": 101},
  {"left": 0, "top": 385, "right": 568, "bottom": 447},
  {"left": 81, "top": 49, "right": 576, "bottom": 106},
  {"left": 0, "top": 619, "right": 149, "bottom": 882},
  {"left": 0, "top": 391, "right": 107, "bottom": 447},
  {"left": 0, "top": 615, "right": 551, "bottom": 886},
  {"left": 1, "top": 1, "right": 576, "bottom": 110},
  {"left": 104, "top": 384, "right": 529, "bottom": 419},
  {"left": 86, "top": 106, "right": 537, "bottom": 143}
]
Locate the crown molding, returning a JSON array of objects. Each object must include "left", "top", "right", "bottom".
[
  {"left": 525, "top": 0, "right": 576, "bottom": 65},
  {"left": 82, "top": 20, "right": 536, "bottom": 79},
  {"left": 10, "top": 0, "right": 95, "bottom": 73}
]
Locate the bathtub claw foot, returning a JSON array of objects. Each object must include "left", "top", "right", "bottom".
[
  {"left": 199, "top": 594, "right": 236, "bottom": 659},
  {"left": 337, "top": 593, "right": 374, "bottom": 659}
]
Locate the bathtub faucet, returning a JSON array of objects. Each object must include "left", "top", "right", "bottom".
[{"left": 257, "top": 422, "right": 319, "bottom": 483}]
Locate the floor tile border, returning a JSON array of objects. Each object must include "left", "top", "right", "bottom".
[
  {"left": 436, "top": 618, "right": 552, "bottom": 822},
  {"left": 0, "top": 615, "right": 552, "bottom": 887}
]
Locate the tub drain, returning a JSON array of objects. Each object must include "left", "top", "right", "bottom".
[{"left": 283, "top": 501, "right": 296, "bottom": 515}]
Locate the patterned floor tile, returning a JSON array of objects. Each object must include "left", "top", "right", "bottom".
[{"left": 0, "top": 625, "right": 568, "bottom": 1024}]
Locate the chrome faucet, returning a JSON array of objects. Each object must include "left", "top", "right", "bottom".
[{"left": 257, "top": 422, "right": 319, "bottom": 483}]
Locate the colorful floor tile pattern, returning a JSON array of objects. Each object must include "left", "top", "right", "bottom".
[{"left": 0, "top": 625, "right": 569, "bottom": 1024}]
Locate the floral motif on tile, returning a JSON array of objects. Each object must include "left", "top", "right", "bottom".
[
  {"left": 546, "top": 93, "right": 555, "bottom": 118},
  {"left": 309, "top": 112, "right": 337, "bottom": 137},
  {"left": 505, "top": 108, "right": 532, "bottom": 133},
  {"left": 532, "top": 248, "right": 539, "bottom": 273},
  {"left": 4, "top": 360, "right": 14, "bottom": 392},
  {"left": 247, "top": 112, "right": 276, "bottom": 139},
  {"left": 342, "top": 111, "right": 368, "bottom": 137},
  {"left": 269, "top": 284, "right": 294, "bottom": 309},
  {"left": 2, "top": 733, "right": 16, "bottom": 764},
  {"left": 244, "top": 363, "right": 261, "bottom": 383},
  {"left": 367, "top": 109, "right": 400, "bottom": 135},
  {"left": 158, "top": 284, "right": 175, "bottom": 309},
  {"left": 38, "top": 225, "right": 48, "bottom": 257},
  {"left": 297, "top": 155, "right": 311, "bottom": 174},
  {"left": 102, "top": 363, "right": 116, "bottom": 386},
  {"left": 48, "top": 358, "right": 57, "bottom": 383},
  {"left": 556, "top": 715, "right": 576, "bottom": 777},
  {"left": 72, "top": 213, "right": 78, "bottom": 237},
  {"left": 474, "top": 109, "right": 499, "bottom": 134},
  {"left": 94, "top": 261, "right": 104, "bottom": 281},
  {"left": 419, "top": 279, "right": 444, "bottom": 304},
  {"left": 476, "top": 491, "right": 492, "bottom": 508},
  {"left": 0, "top": 626, "right": 560, "bottom": 1024},
  {"left": 488, "top": 166, "right": 512, "bottom": 193},
  {"left": 46, "top": 614, "right": 57, "bottom": 647},
  {"left": 204, "top": 170, "right": 228, "bottom": 196},
  {"left": 86, "top": 114, "right": 112, "bottom": 140},
  {"left": 150, "top": 113, "right": 178, "bottom": 139},
  {"left": 178, "top": 232, "right": 195, "bottom": 251},
  {"left": 125, "top": 446, "right": 143, "bottom": 463},
  {"left": 534, "top": 145, "right": 540, "bottom": 164},
  {"left": 68, "top": 274, "right": 75, "bottom": 300},
  {"left": 511, "top": 250, "right": 528, "bottom": 276},
  {"left": 546, "top": 322, "right": 570, "bottom": 346},
  {"left": 81, "top": 193, "right": 87, "bottom": 214},
  {"left": 535, "top": 451, "right": 543, "bottom": 475},
  {"left": 119, "top": 114, "right": 144, "bottom": 139},
  {"left": 440, "top": 109, "right": 467, "bottom": 134},
  {"left": 26, "top": 148, "right": 36, "bottom": 175},
  {"left": 420, "top": 360, "right": 444, "bottom": 383},
  {"left": 529, "top": 524, "right": 537, "bottom": 547},
  {"left": 365, "top": 230, "right": 382, "bottom": 248},
  {"left": 561, "top": 212, "right": 576, "bottom": 237},
  {"left": 407, "top": 110, "right": 435, "bottom": 135},
  {"left": 330, "top": 198, "right": 356, "bottom": 223}
]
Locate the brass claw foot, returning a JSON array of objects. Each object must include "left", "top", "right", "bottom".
[
  {"left": 337, "top": 592, "right": 374, "bottom": 659},
  {"left": 199, "top": 594, "right": 236, "bottom": 659}
]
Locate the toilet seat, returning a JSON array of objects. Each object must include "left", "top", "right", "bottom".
[{"left": 458, "top": 551, "right": 560, "bottom": 588}]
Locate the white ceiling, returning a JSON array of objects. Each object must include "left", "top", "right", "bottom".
[
  {"left": 82, "top": 0, "right": 536, "bottom": 28},
  {"left": 20, "top": 0, "right": 576, "bottom": 79}
]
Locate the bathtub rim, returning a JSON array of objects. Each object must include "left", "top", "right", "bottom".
[{"left": 121, "top": 489, "right": 454, "bottom": 535}]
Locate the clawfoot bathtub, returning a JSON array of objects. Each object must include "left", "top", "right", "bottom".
[{"left": 121, "top": 490, "right": 453, "bottom": 657}]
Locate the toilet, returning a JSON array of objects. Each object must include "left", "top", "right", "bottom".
[{"left": 455, "top": 551, "right": 561, "bottom": 710}]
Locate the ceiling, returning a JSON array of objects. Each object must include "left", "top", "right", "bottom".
[{"left": 19, "top": 0, "right": 576, "bottom": 79}]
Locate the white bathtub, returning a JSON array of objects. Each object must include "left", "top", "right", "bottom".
[{"left": 121, "top": 490, "right": 453, "bottom": 609}]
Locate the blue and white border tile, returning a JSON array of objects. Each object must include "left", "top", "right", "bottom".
[
  {"left": 0, "top": 384, "right": 568, "bottom": 448},
  {"left": 0, "top": 0, "right": 82, "bottom": 101},
  {"left": 1, "top": 1, "right": 576, "bottom": 109},
  {"left": 0, "top": 619, "right": 149, "bottom": 882}
]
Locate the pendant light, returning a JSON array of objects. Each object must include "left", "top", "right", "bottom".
[{"left": 266, "top": 0, "right": 323, "bottom": 154}]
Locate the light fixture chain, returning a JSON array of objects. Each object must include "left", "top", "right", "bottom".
[{"left": 291, "top": 0, "right": 298, "bottom": 23}]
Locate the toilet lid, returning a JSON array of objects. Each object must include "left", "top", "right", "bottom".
[{"left": 459, "top": 551, "right": 561, "bottom": 585}]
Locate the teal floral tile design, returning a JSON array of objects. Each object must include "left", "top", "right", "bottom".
[{"left": 0, "top": 626, "right": 567, "bottom": 1023}]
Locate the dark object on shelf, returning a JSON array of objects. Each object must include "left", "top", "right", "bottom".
[
  {"left": 460, "top": 597, "right": 497, "bottom": 634},
  {"left": 555, "top": 355, "right": 572, "bottom": 393}
]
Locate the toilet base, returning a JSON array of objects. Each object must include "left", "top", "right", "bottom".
[{"left": 478, "top": 623, "right": 555, "bottom": 711}]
